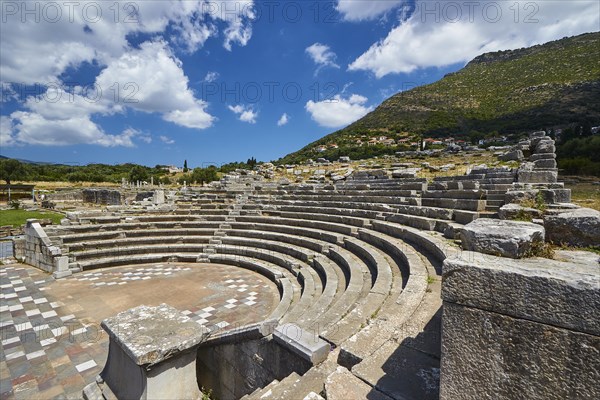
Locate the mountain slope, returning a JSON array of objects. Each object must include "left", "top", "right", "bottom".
[{"left": 281, "top": 32, "right": 600, "bottom": 163}]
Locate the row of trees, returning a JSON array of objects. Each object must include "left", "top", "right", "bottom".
[{"left": 0, "top": 157, "right": 262, "bottom": 186}]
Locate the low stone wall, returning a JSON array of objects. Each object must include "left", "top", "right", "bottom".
[
  {"left": 23, "top": 219, "right": 70, "bottom": 278},
  {"left": 440, "top": 252, "right": 599, "bottom": 399}
]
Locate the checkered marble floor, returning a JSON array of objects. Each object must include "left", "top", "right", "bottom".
[
  {"left": 0, "top": 262, "right": 279, "bottom": 399},
  {"left": 1, "top": 264, "right": 104, "bottom": 399},
  {"left": 66, "top": 264, "right": 192, "bottom": 286}
]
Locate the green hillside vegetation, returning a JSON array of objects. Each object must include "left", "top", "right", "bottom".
[{"left": 281, "top": 32, "right": 600, "bottom": 164}]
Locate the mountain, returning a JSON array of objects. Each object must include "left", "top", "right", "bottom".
[
  {"left": 280, "top": 32, "right": 600, "bottom": 164},
  {"left": 0, "top": 155, "right": 54, "bottom": 165}
]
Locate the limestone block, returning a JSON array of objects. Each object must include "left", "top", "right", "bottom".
[
  {"left": 534, "top": 138, "right": 555, "bottom": 154},
  {"left": 54, "top": 256, "right": 69, "bottom": 271},
  {"left": 539, "top": 188, "right": 571, "bottom": 204},
  {"left": 442, "top": 253, "right": 599, "bottom": 334},
  {"left": 498, "top": 203, "right": 542, "bottom": 220},
  {"left": 273, "top": 323, "right": 330, "bottom": 365},
  {"left": 533, "top": 159, "right": 557, "bottom": 169},
  {"left": 440, "top": 303, "right": 599, "bottom": 400},
  {"left": 48, "top": 246, "right": 62, "bottom": 256},
  {"left": 544, "top": 208, "right": 600, "bottom": 247},
  {"left": 498, "top": 149, "right": 523, "bottom": 161},
  {"left": 460, "top": 219, "right": 545, "bottom": 258},
  {"left": 517, "top": 169, "right": 557, "bottom": 183},
  {"left": 504, "top": 189, "right": 538, "bottom": 204},
  {"left": 530, "top": 152, "right": 556, "bottom": 161}
]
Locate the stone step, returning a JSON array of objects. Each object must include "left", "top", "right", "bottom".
[
  {"left": 486, "top": 199, "right": 505, "bottom": 207},
  {"left": 421, "top": 198, "right": 486, "bottom": 212},
  {"left": 453, "top": 210, "right": 480, "bottom": 224},
  {"left": 486, "top": 195, "right": 506, "bottom": 202},
  {"left": 325, "top": 367, "right": 393, "bottom": 400},
  {"left": 421, "top": 190, "right": 484, "bottom": 200},
  {"left": 245, "top": 372, "right": 301, "bottom": 400},
  {"left": 396, "top": 205, "right": 453, "bottom": 221},
  {"left": 480, "top": 184, "right": 513, "bottom": 191},
  {"left": 352, "top": 289, "right": 442, "bottom": 400},
  {"left": 240, "top": 379, "right": 280, "bottom": 400},
  {"left": 480, "top": 178, "right": 515, "bottom": 184},
  {"left": 477, "top": 211, "right": 499, "bottom": 219}
]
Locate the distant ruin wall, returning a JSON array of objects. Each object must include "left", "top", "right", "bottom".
[
  {"left": 440, "top": 253, "right": 599, "bottom": 400},
  {"left": 47, "top": 190, "right": 83, "bottom": 201},
  {"left": 82, "top": 189, "right": 122, "bottom": 205}
]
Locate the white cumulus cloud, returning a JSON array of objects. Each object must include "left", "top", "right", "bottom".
[
  {"left": 228, "top": 104, "right": 258, "bottom": 124},
  {"left": 9, "top": 111, "right": 138, "bottom": 147},
  {"left": 306, "top": 43, "right": 340, "bottom": 74},
  {"left": 277, "top": 113, "right": 289, "bottom": 126},
  {"left": 160, "top": 135, "right": 175, "bottom": 144},
  {"left": 203, "top": 71, "right": 220, "bottom": 82},
  {"left": 0, "top": 1, "right": 256, "bottom": 147},
  {"left": 336, "top": 0, "right": 406, "bottom": 21},
  {"left": 0, "top": 1, "right": 256, "bottom": 84},
  {"left": 348, "top": 0, "right": 600, "bottom": 78},
  {"left": 305, "top": 94, "right": 373, "bottom": 128},
  {"left": 1, "top": 116, "right": 15, "bottom": 146},
  {"left": 3, "top": 41, "right": 214, "bottom": 147}
]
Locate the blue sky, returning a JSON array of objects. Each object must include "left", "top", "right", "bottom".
[{"left": 1, "top": 0, "right": 598, "bottom": 167}]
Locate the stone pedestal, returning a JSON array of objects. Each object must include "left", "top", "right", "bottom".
[
  {"left": 86, "top": 304, "right": 209, "bottom": 400},
  {"left": 153, "top": 190, "right": 165, "bottom": 204}
]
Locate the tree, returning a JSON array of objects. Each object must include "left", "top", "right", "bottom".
[
  {"left": 191, "top": 166, "right": 219, "bottom": 185},
  {"left": 0, "top": 159, "right": 25, "bottom": 185},
  {"left": 0, "top": 159, "right": 26, "bottom": 202},
  {"left": 129, "top": 165, "right": 148, "bottom": 183},
  {"left": 183, "top": 160, "right": 188, "bottom": 172},
  {"left": 246, "top": 157, "right": 257, "bottom": 168}
]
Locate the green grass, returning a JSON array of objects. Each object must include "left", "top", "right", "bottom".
[
  {"left": 567, "top": 181, "right": 600, "bottom": 211},
  {"left": 0, "top": 209, "right": 63, "bottom": 227}
]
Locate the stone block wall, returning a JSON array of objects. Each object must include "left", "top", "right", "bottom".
[
  {"left": 196, "top": 336, "right": 312, "bottom": 399},
  {"left": 23, "top": 219, "right": 70, "bottom": 277},
  {"left": 440, "top": 252, "right": 599, "bottom": 399},
  {"left": 82, "top": 189, "right": 122, "bottom": 205}
]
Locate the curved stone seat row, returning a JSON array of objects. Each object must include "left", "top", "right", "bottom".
[{"left": 60, "top": 220, "right": 389, "bottom": 338}]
